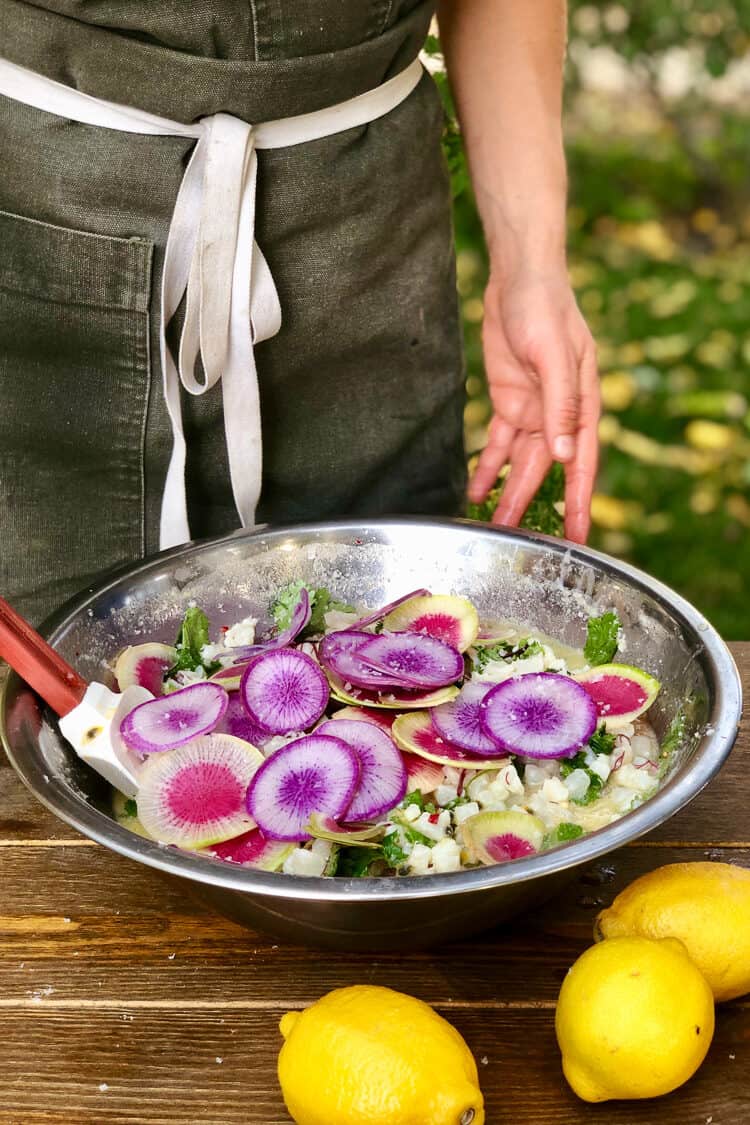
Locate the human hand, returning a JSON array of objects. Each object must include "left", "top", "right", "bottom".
[{"left": 467, "top": 269, "right": 600, "bottom": 543}]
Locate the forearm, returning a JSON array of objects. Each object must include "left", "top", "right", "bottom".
[{"left": 438, "top": 0, "right": 568, "bottom": 279}]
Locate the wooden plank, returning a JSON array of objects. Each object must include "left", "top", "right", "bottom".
[
  {"left": 0, "top": 844, "right": 746, "bottom": 1005},
  {"left": 0, "top": 1006, "right": 745, "bottom": 1124}
]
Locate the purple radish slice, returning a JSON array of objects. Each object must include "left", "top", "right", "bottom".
[
  {"left": 574, "top": 663, "right": 660, "bottom": 725},
  {"left": 328, "top": 705, "right": 396, "bottom": 730},
  {"left": 403, "top": 752, "right": 444, "bottom": 793},
  {"left": 351, "top": 588, "right": 430, "bottom": 630},
  {"left": 216, "top": 692, "right": 269, "bottom": 748},
  {"left": 204, "top": 828, "right": 293, "bottom": 871},
  {"left": 318, "top": 630, "right": 423, "bottom": 691},
  {"left": 137, "top": 734, "right": 263, "bottom": 847},
  {"left": 114, "top": 643, "right": 177, "bottom": 696},
  {"left": 383, "top": 594, "right": 479, "bottom": 653},
  {"left": 316, "top": 718, "right": 408, "bottom": 822},
  {"left": 431, "top": 680, "right": 505, "bottom": 756},
  {"left": 480, "top": 672, "right": 597, "bottom": 760},
  {"left": 229, "top": 587, "right": 312, "bottom": 663},
  {"left": 355, "top": 632, "right": 464, "bottom": 690},
  {"left": 246, "top": 733, "right": 359, "bottom": 842},
  {"left": 306, "top": 812, "right": 382, "bottom": 846},
  {"left": 327, "top": 673, "right": 459, "bottom": 711},
  {"left": 392, "top": 712, "right": 512, "bottom": 769},
  {"left": 461, "top": 811, "right": 545, "bottom": 866},
  {"left": 240, "top": 648, "right": 329, "bottom": 735},
  {"left": 208, "top": 663, "right": 247, "bottom": 691},
  {"left": 119, "top": 681, "right": 229, "bottom": 754}
]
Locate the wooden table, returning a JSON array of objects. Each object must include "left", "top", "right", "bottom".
[{"left": 0, "top": 647, "right": 747, "bottom": 1125}]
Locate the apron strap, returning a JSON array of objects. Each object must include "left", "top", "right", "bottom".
[{"left": 0, "top": 56, "right": 424, "bottom": 548}]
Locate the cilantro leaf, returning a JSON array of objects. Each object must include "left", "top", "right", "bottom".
[
  {"left": 467, "top": 463, "right": 564, "bottom": 537},
  {"left": 271, "top": 581, "right": 354, "bottom": 640},
  {"left": 168, "top": 606, "right": 220, "bottom": 676},
  {"left": 382, "top": 832, "right": 409, "bottom": 868},
  {"left": 559, "top": 753, "right": 605, "bottom": 805},
  {"left": 584, "top": 611, "right": 621, "bottom": 666},
  {"left": 123, "top": 799, "right": 138, "bottom": 818},
  {"left": 472, "top": 639, "right": 543, "bottom": 674},
  {"left": 588, "top": 726, "right": 616, "bottom": 756},
  {"left": 402, "top": 791, "right": 425, "bottom": 812},
  {"left": 543, "top": 822, "right": 584, "bottom": 848}
]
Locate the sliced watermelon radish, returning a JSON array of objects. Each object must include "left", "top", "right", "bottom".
[
  {"left": 403, "top": 752, "right": 444, "bottom": 793},
  {"left": 383, "top": 594, "right": 479, "bottom": 652},
  {"left": 480, "top": 673, "right": 597, "bottom": 759},
  {"left": 114, "top": 643, "right": 177, "bottom": 696},
  {"left": 350, "top": 588, "right": 430, "bottom": 630},
  {"left": 306, "top": 812, "right": 383, "bottom": 846},
  {"left": 574, "top": 663, "right": 660, "bottom": 725},
  {"left": 246, "top": 733, "right": 360, "bottom": 841},
  {"left": 327, "top": 672, "right": 459, "bottom": 710},
  {"left": 431, "top": 680, "right": 500, "bottom": 755},
  {"left": 355, "top": 631, "right": 464, "bottom": 690},
  {"left": 318, "top": 630, "right": 422, "bottom": 691},
  {"left": 119, "top": 681, "right": 229, "bottom": 754},
  {"left": 136, "top": 734, "right": 263, "bottom": 847},
  {"left": 328, "top": 705, "right": 396, "bottom": 730},
  {"left": 229, "top": 587, "right": 312, "bottom": 663},
  {"left": 240, "top": 648, "right": 329, "bottom": 735},
  {"left": 316, "top": 718, "right": 407, "bottom": 821},
  {"left": 203, "top": 828, "right": 293, "bottom": 871},
  {"left": 461, "top": 811, "right": 545, "bottom": 865},
  {"left": 392, "top": 711, "right": 511, "bottom": 768},
  {"left": 216, "top": 692, "right": 268, "bottom": 747},
  {"left": 208, "top": 663, "right": 246, "bottom": 691}
]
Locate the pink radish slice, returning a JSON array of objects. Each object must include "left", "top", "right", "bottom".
[
  {"left": 230, "top": 587, "right": 312, "bottom": 662},
  {"left": 327, "top": 672, "right": 459, "bottom": 710},
  {"left": 209, "top": 663, "right": 247, "bottom": 690},
  {"left": 240, "top": 648, "right": 329, "bottom": 735},
  {"left": 355, "top": 632, "right": 464, "bottom": 690},
  {"left": 217, "top": 693, "right": 269, "bottom": 747},
  {"left": 119, "top": 681, "right": 229, "bottom": 754},
  {"left": 351, "top": 589, "right": 430, "bottom": 630},
  {"left": 392, "top": 712, "right": 511, "bottom": 768},
  {"left": 480, "top": 672, "right": 597, "bottom": 759},
  {"left": 316, "top": 719, "right": 407, "bottom": 821},
  {"left": 318, "top": 631, "right": 423, "bottom": 691},
  {"left": 114, "top": 643, "right": 176, "bottom": 696},
  {"left": 403, "top": 752, "right": 444, "bottom": 793},
  {"left": 246, "top": 733, "right": 359, "bottom": 841},
  {"left": 136, "top": 734, "right": 263, "bottom": 847},
  {"left": 328, "top": 706, "right": 396, "bottom": 730},
  {"left": 574, "top": 663, "right": 660, "bottom": 724},
  {"left": 431, "top": 680, "right": 504, "bottom": 755},
  {"left": 383, "top": 594, "right": 479, "bottom": 652},
  {"left": 204, "top": 828, "right": 292, "bottom": 870}
]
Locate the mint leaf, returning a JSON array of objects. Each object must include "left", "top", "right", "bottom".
[
  {"left": 472, "top": 639, "right": 543, "bottom": 674},
  {"left": 588, "top": 726, "right": 616, "bottom": 756},
  {"left": 584, "top": 612, "right": 621, "bottom": 666},
  {"left": 272, "top": 582, "right": 354, "bottom": 640},
  {"left": 168, "top": 606, "right": 219, "bottom": 676},
  {"left": 337, "top": 846, "right": 382, "bottom": 877}
]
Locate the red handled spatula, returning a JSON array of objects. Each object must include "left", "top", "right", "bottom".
[{"left": 0, "top": 596, "right": 152, "bottom": 796}]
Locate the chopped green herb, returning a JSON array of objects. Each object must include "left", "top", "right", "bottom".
[
  {"left": 402, "top": 791, "right": 425, "bottom": 812},
  {"left": 323, "top": 844, "right": 340, "bottom": 877},
  {"left": 660, "top": 708, "right": 688, "bottom": 758},
  {"left": 382, "top": 832, "right": 409, "bottom": 868},
  {"left": 271, "top": 581, "right": 354, "bottom": 640},
  {"left": 337, "top": 846, "right": 382, "bottom": 877},
  {"left": 444, "top": 795, "right": 471, "bottom": 811},
  {"left": 543, "top": 822, "right": 584, "bottom": 848},
  {"left": 466, "top": 463, "right": 564, "bottom": 537},
  {"left": 588, "top": 726, "right": 616, "bottom": 756},
  {"left": 472, "top": 639, "right": 543, "bottom": 674},
  {"left": 123, "top": 799, "right": 138, "bottom": 819},
  {"left": 560, "top": 753, "right": 604, "bottom": 805},
  {"left": 584, "top": 611, "right": 621, "bottom": 667},
  {"left": 168, "top": 606, "right": 220, "bottom": 677}
]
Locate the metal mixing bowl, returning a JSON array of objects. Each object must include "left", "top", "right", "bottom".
[{"left": 1, "top": 519, "right": 742, "bottom": 949}]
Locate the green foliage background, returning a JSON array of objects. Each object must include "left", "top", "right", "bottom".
[{"left": 441, "top": 5, "right": 750, "bottom": 639}]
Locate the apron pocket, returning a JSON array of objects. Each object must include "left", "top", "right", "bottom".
[{"left": 0, "top": 209, "right": 154, "bottom": 623}]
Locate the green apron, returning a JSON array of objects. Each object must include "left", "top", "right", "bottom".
[{"left": 0, "top": 0, "right": 465, "bottom": 623}]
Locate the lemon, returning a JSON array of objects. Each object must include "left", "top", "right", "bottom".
[
  {"left": 556, "top": 936, "right": 714, "bottom": 1102},
  {"left": 277, "top": 985, "right": 484, "bottom": 1125},
  {"left": 596, "top": 861, "right": 750, "bottom": 1001}
]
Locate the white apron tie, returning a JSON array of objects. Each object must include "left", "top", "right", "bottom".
[{"left": 0, "top": 56, "right": 423, "bottom": 548}]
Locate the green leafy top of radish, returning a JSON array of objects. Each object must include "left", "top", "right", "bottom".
[
  {"left": 471, "top": 638, "right": 543, "bottom": 675},
  {"left": 272, "top": 581, "right": 354, "bottom": 640},
  {"left": 583, "top": 611, "right": 621, "bottom": 667},
  {"left": 167, "top": 607, "right": 221, "bottom": 678}
]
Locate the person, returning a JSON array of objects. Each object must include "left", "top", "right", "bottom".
[{"left": 0, "top": 1, "right": 598, "bottom": 624}]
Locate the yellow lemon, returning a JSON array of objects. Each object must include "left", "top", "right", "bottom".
[
  {"left": 278, "top": 985, "right": 484, "bottom": 1125},
  {"left": 555, "top": 936, "right": 714, "bottom": 1102},
  {"left": 595, "top": 861, "right": 750, "bottom": 1001}
]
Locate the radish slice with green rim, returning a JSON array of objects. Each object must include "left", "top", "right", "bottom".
[
  {"left": 114, "top": 643, "right": 177, "bottom": 696},
  {"left": 574, "top": 663, "right": 660, "bottom": 725},
  {"left": 327, "top": 672, "right": 459, "bottom": 710},
  {"left": 328, "top": 705, "right": 396, "bottom": 730},
  {"left": 136, "top": 734, "right": 263, "bottom": 847},
  {"left": 383, "top": 594, "right": 479, "bottom": 652},
  {"left": 403, "top": 753, "right": 444, "bottom": 793},
  {"left": 316, "top": 718, "right": 408, "bottom": 821},
  {"left": 246, "top": 733, "right": 360, "bottom": 842},
  {"left": 318, "top": 630, "right": 423, "bottom": 691},
  {"left": 209, "top": 664, "right": 245, "bottom": 691},
  {"left": 240, "top": 648, "right": 329, "bottom": 735},
  {"left": 431, "top": 680, "right": 501, "bottom": 755},
  {"left": 392, "top": 711, "right": 512, "bottom": 768},
  {"left": 355, "top": 632, "right": 464, "bottom": 690},
  {"left": 307, "top": 813, "right": 382, "bottom": 846},
  {"left": 350, "top": 589, "right": 430, "bottom": 630},
  {"left": 204, "top": 828, "right": 293, "bottom": 871},
  {"left": 461, "top": 810, "right": 546, "bottom": 865},
  {"left": 480, "top": 672, "right": 597, "bottom": 759},
  {"left": 119, "top": 681, "right": 229, "bottom": 754}
]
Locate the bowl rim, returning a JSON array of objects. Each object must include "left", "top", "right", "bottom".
[{"left": 1, "top": 517, "right": 742, "bottom": 903}]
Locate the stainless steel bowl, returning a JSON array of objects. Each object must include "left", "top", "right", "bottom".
[{"left": 1, "top": 519, "right": 742, "bottom": 949}]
